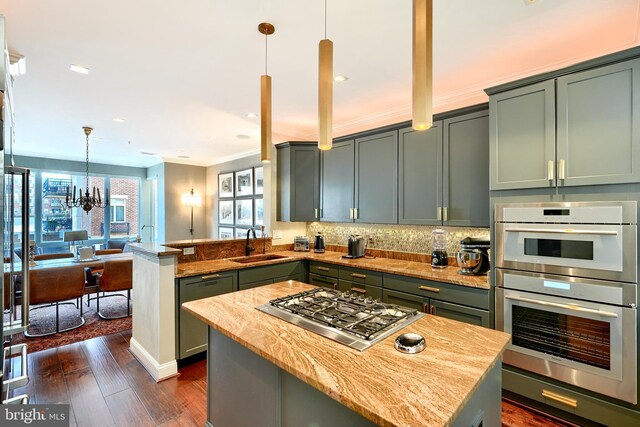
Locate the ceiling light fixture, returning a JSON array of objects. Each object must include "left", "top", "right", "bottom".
[
  {"left": 318, "top": 0, "right": 333, "bottom": 151},
  {"left": 9, "top": 52, "right": 26, "bottom": 76},
  {"left": 258, "top": 22, "right": 275, "bottom": 164},
  {"left": 69, "top": 64, "right": 90, "bottom": 75},
  {"left": 412, "top": 0, "right": 433, "bottom": 131},
  {"left": 140, "top": 151, "right": 156, "bottom": 155},
  {"left": 65, "top": 127, "right": 109, "bottom": 213},
  {"left": 112, "top": 118, "right": 125, "bottom": 123},
  {"left": 246, "top": 113, "right": 257, "bottom": 119},
  {"left": 334, "top": 74, "right": 348, "bottom": 83},
  {"left": 236, "top": 134, "right": 251, "bottom": 140}
]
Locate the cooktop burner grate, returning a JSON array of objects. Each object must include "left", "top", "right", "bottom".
[{"left": 257, "top": 288, "right": 423, "bottom": 350}]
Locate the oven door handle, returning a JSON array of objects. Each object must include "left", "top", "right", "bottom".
[
  {"left": 505, "top": 295, "right": 619, "bottom": 318},
  {"left": 504, "top": 228, "right": 618, "bottom": 236}
]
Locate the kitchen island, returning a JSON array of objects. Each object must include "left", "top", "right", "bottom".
[{"left": 182, "top": 281, "right": 511, "bottom": 427}]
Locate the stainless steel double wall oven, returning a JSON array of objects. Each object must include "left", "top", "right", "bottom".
[{"left": 495, "top": 201, "right": 637, "bottom": 405}]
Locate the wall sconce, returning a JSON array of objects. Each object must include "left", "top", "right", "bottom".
[{"left": 182, "top": 188, "right": 202, "bottom": 236}]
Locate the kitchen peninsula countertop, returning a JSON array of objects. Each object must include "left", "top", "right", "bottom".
[
  {"left": 182, "top": 281, "right": 511, "bottom": 427},
  {"left": 175, "top": 250, "right": 490, "bottom": 289}
]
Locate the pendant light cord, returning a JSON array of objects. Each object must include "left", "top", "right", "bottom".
[
  {"left": 265, "top": 32, "right": 268, "bottom": 75},
  {"left": 85, "top": 133, "right": 90, "bottom": 193},
  {"left": 324, "top": 0, "right": 327, "bottom": 39}
]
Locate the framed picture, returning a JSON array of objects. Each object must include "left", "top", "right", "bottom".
[
  {"left": 254, "top": 198, "right": 264, "bottom": 226},
  {"left": 219, "top": 200, "right": 234, "bottom": 225},
  {"left": 235, "top": 228, "right": 250, "bottom": 239},
  {"left": 254, "top": 167, "right": 264, "bottom": 195},
  {"left": 235, "top": 199, "right": 253, "bottom": 226},
  {"left": 218, "top": 227, "right": 234, "bottom": 240},
  {"left": 235, "top": 168, "right": 253, "bottom": 197},
  {"left": 218, "top": 172, "right": 234, "bottom": 198}
]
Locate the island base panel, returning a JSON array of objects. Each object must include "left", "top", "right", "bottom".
[{"left": 206, "top": 327, "right": 501, "bottom": 427}]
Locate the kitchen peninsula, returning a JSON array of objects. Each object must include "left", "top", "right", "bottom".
[{"left": 183, "top": 281, "right": 511, "bottom": 427}]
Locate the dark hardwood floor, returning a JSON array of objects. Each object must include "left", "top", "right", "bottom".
[{"left": 10, "top": 329, "right": 573, "bottom": 427}]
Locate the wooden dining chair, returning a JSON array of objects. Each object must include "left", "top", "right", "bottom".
[
  {"left": 24, "top": 265, "right": 86, "bottom": 337},
  {"left": 96, "top": 259, "right": 132, "bottom": 319}
]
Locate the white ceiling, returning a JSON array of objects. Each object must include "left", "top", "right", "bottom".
[{"left": 1, "top": 0, "right": 639, "bottom": 168}]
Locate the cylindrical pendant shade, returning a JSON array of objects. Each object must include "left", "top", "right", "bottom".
[
  {"left": 412, "top": 0, "right": 433, "bottom": 131},
  {"left": 261, "top": 74, "right": 272, "bottom": 163},
  {"left": 318, "top": 38, "right": 333, "bottom": 150}
]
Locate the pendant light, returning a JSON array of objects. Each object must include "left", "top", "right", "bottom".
[
  {"left": 318, "top": 0, "right": 333, "bottom": 150},
  {"left": 259, "top": 22, "right": 275, "bottom": 163},
  {"left": 412, "top": 0, "right": 433, "bottom": 131}
]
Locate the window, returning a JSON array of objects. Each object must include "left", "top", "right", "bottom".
[{"left": 111, "top": 198, "right": 126, "bottom": 222}]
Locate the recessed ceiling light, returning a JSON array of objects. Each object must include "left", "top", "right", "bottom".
[
  {"left": 522, "top": 0, "right": 538, "bottom": 4},
  {"left": 112, "top": 118, "right": 125, "bottom": 123},
  {"left": 246, "top": 113, "right": 257, "bottom": 118},
  {"left": 140, "top": 151, "right": 156, "bottom": 156},
  {"left": 69, "top": 64, "right": 90, "bottom": 74},
  {"left": 178, "top": 155, "right": 190, "bottom": 159},
  {"left": 334, "top": 74, "right": 349, "bottom": 83},
  {"left": 92, "top": 137, "right": 103, "bottom": 141},
  {"left": 236, "top": 134, "right": 251, "bottom": 139}
]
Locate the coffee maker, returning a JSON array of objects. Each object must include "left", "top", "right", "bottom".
[
  {"left": 456, "top": 237, "right": 490, "bottom": 275},
  {"left": 314, "top": 233, "right": 325, "bottom": 253}
]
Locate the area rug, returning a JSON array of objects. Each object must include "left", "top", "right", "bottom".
[{"left": 5, "top": 292, "right": 132, "bottom": 353}]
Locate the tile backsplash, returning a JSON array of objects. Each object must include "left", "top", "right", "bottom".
[{"left": 306, "top": 222, "right": 490, "bottom": 255}]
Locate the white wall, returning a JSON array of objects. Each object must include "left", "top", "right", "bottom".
[{"left": 163, "top": 162, "right": 207, "bottom": 242}]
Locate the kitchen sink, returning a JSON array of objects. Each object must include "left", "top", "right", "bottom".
[{"left": 228, "top": 254, "right": 291, "bottom": 264}]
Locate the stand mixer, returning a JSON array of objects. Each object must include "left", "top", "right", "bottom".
[{"left": 456, "top": 237, "right": 490, "bottom": 275}]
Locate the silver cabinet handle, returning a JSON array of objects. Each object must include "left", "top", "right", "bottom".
[
  {"left": 505, "top": 294, "right": 618, "bottom": 318},
  {"left": 351, "top": 273, "right": 367, "bottom": 279},
  {"left": 316, "top": 266, "right": 330, "bottom": 272},
  {"left": 541, "top": 390, "right": 577, "bottom": 408},
  {"left": 504, "top": 228, "right": 617, "bottom": 236},
  {"left": 314, "top": 208, "right": 318, "bottom": 219},
  {"left": 354, "top": 208, "right": 358, "bottom": 219},
  {"left": 201, "top": 274, "right": 222, "bottom": 280},
  {"left": 442, "top": 207, "right": 448, "bottom": 222},
  {"left": 419, "top": 285, "right": 440, "bottom": 293},
  {"left": 349, "top": 208, "right": 354, "bottom": 219},
  {"left": 437, "top": 207, "right": 442, "bottom": 221},
  {"left": 547, "top": 160, "right": 555, "bottom": 181},
  {"left": 558, "top": 159, "right": 566, "bottom": 180}
]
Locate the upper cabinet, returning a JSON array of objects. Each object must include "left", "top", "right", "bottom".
[
  {"left": 277, "top": 143, "right": 320, "bottom": 222},
  {"left": 489, "top": 57, "right": 640, "bottom": 190},
  {"left": 400, "top": 109, "right": 490, "bottom": 227},
  {"left": 354, "top": 131, "right": 398, "bottom": 224},
  {"left": 319, "top": 139, "right": 355, "bottom": 222}
]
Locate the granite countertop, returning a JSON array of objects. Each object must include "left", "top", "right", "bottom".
[
  {"left": 182, "top": 281, "right": 511, "bottom": 427},
  {"left": 176, "top": 250, "right": 490, "bottom": 290},
  {"left": 128, "top": 242, "right": 182, "bottom": 257}
]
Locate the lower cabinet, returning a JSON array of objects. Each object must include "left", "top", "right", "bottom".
[
  {"left": 338, "top": 280, "right": 382, "bottom": 300},
  {"left": 176, "top": 271, "right": 236, "bottom": 359},
  {"left": 309, "top": 273, "right": 339, "bottom": 290},
  {"left": 238, "top": 262, "right": 305, "bottom": 291}
]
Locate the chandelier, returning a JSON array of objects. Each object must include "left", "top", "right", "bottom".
[{"left": 65, "top": 126, "right": 109, "bottom": 213}]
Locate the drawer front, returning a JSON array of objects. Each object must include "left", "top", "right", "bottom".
[
  {"left": 339, "top": 266, "right": 382, "bottom": 287},
  {"left": 309, "top": 273, "right": 339, "bottom": 290},
  {"left": 179, "top": 273, "right": 235, "bottom": 302},
  {"left": 238, "top": 261, "right": 304, "bottom": 285},
  {"left": 274, "top": 273, "right": 305, "bottom": 284},
  {"left": 429, "top": 299, "right": 489, "bottom": 327},
  {"left": 239, "top": 278, "right": 274, "bottom": 291},
  {"left": 338, "top": 280, "right": 383, "bottom": 300},
  {"left": 382, "top": 289, "right": 427, "bottom": 312},
  {"left": 179, "top": 271, "right": 237, "bottom": 288},
  {"left": 309, "top": 261, "right": 339, "bottom": 278},
  {"left": 383, "top": 273, "right": 489, "bottom": 310}
]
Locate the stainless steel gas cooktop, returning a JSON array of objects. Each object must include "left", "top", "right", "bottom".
[{"left": 256, "top": 288, "right": 424, "bottom": 351}]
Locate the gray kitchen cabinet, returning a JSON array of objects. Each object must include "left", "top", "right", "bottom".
[
  {"left": 320, "top": 139, "right": 354, "bottom": 222},
  {"left": 338, "top": 280, "right": 382, "bottom": 300},
  {"left": 399, "top": 108, "right": 490, "bottom": 227},
  {"left": 556, "top": 59, "right": 640, "bottom": 186},
  {"left": 238, "top": 261, "right": 305, "bottom": 290},
  {"left": 490, "top": 57, "right": 640, "bottom": 190},
  {"left": 398, "top": 122, "right": 443, "bottom": 225},
  {"left": 176, "top": 271, "right": 236, "bottom": 359},
  {"left": 277, "top": 142, "right": 320, "bottom": 222},
  {"left": 444, "top": 110, "right": 490, "bottom": 227},
  {"left": 309, "top": 273, "right": 339, "bottom": 290},
  {"left": 489, "top": 80, "right": 556, "bottom": 190},
  {"left": 354, "top": 131, "right": 398, "bottom": 224}
]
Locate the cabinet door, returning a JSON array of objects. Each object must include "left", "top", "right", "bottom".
[
  {"left": 291, "top": 145, "right": 320, "bottom": 221},
  {"left": 382, "top": 289, "right": 426, "bottom": 312},
  {"left": 238, "top": 278, "right": 274, "bottom": 291},
  {"left": 354, "top": 131, "right": 398, "bottom": 224},
  {"left": 308, "top": 273, "right": 339, "bottom": 290},
  {"left": 398, "top": 123, "right": 443, "bottom": 225},
  {"left": 178, "top": 273, "right": 235, "bottom": 359},
  {"left": 557, "top": 59, "right": 640, "bottom": 186},
  {"left": 338, "top": 280, "right": 382, "bottom": 300},
  {"left": 429, "top": 299, "right": 489, "bottom": 328},
  {"left": 320, "top": 140, "right": 354, "bottom": 222},
  {"left": 490, "top": 80, "right": 556, "bottom": 190},
  {"left": 443, "top": 110, "right": 490, "bottom": 227}
]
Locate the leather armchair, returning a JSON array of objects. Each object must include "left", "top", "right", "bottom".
[{"left": 96, "top": 259, "right": 132, "bottom": 319}]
